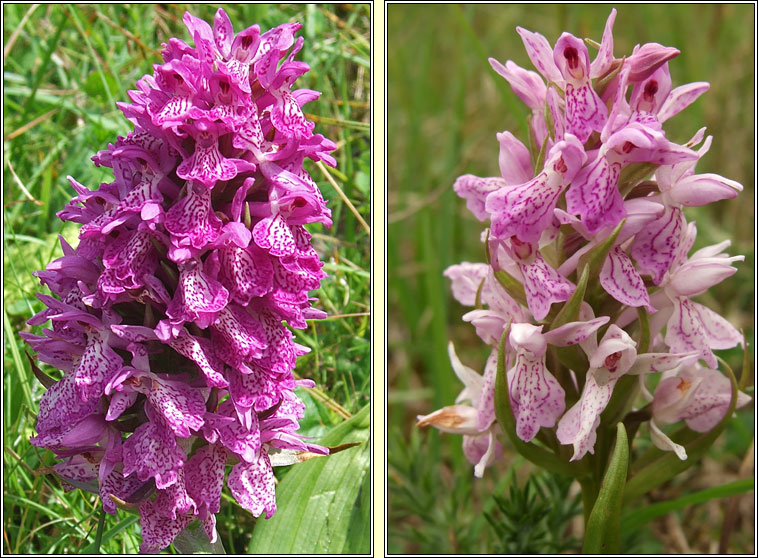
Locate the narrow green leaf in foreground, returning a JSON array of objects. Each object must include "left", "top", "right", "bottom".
[
  {"left": 247, "top": 405, "right": 370, "bottom": 554},
  {"left": 582, "top": 422, "right": 629, "bottom": 555}
]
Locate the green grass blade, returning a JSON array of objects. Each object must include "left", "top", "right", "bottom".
[{"left": 622, "top": 477, "right": 754, "bottom": 532}]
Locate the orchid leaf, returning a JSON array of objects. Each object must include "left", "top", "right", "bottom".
[
  {"left": 25, "top": 350, "right": 55, "bottom": 389},
  {"left": 624, "top": 358, "right": 739, "bottom": 503},
  {"left": 494, "top": 269, "right": 528, "bottom": 307},
  {"left": 173, "top": 520, "right": 226, "bottom": 554},
  {"left": 577, "top": 218, "right": 625, "bottom": 281},
  {"left": 636, "top": 307, "right": 650, "bottom": 354},
  {"left": 582, "top": 423, "right": 629, "bottom": 554},
  {"left": 474, "top": 275, "right": 486, "bottom": 309},
  {"left": 494, "top": 327, "right": 580, "bottom": 477},
  {"left": 247, "top": 405, "right": 370, "bottom": 554},
  {"left": 594, "top": 57, "right": 624, "bottom": 98},
  {"left": 533, "top": 133, "right": 549, "bottom": 175},
  {"left": 554, "top": 345, "right": 589, "bottom": 377},
  {"left": 619, "top": 163, "right": 657, "bottom": 197}
]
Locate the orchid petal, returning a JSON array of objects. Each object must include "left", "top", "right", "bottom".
[
  {"left": 668, "top": 256, "right": 741, "bottom": 297},
  {"left": 489, "top": 58, "right": 546, "bottom": 111},
  {"left": 680, "top": 368, "right": 751, "bottom": 432},
  {"left": 519, "top": 253, "right": 575, "bottom": 321},
  {"left": 416, "top": 405, "right": 479, "bottom": 435},
  {"left": 691, "top": 302, "right": 742, "bottom": 350},
  {"left": 627, "top": 43, "right": 680, "bottom": 82},
  {"left": 664, "top": 297, "right": 717, "bottom": 368},
  {"left": 600, "top": 246, "right": 653, "bottom": 309},
  {"left": 472, "top": 430, "right": 500, "bottom": 478},
  {"left": 631, "top": 206, "right": 684, "bottom": 285},
  {"left": 476, "top": 351, "right": 498, "bottom": 431},
  {"left": 453, "top": 175, "right": 509, "bottom": 221},
  {"left": 507, "top": 352, "right": 565, "bottom": 442},
  {"left": 666, "top": 173, "right": 742, "bottom": 206},
  {"left": 565, "top": 155, "right": 625, "bottom": 234},
  {"left": 443, "top": 263, "right": 488, "bottom": 306},
  {"left": 227, "top": 450, "right": 276, "bottom": 519},
  {"left": 649, "top": 420, "right": 687, "bottom": 460},
  {"left": 497, "top": 130, "right": 534, "bottom": 184},
  {"left": 553, "top": 33, "right": 591, "bottom": 82},
  {"left": 564, "top": 81, "right": 608, "bottom": 143},
  {"left": 556, "top": 373, "right": 615, "bottom": 460},
  {"left": 486, "top": 171, "right": 562, "bottom": 243},
  {"left": 122, "top": 420, "right": 186, "bottom": 489},
  {"left": 658, "top": 82, "right": 710, "bottom": 123},
  {"left": 448, "top": 342, "right": 483, "bottom": 405},
  {"left": 589, "top": 8, "right": 617, "bottom": 78},
  {"left": 516, "top": 27, "right": 562, "bottom": 83},
  {"left": 509, "top": 322, "right": 547, "bottom": 355},
  {"left": 542, "top": 316, "right": 609, "bottom": 347},
  {"left": 626, "top": 351, "right": 700, "bottom": 376},
  {"left": 462, "top": 309, "right": 507, "bottom": 346}
]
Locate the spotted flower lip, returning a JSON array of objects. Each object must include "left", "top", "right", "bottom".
[
  {"left": 507, "top": 318, "right": 608, "bottom": 442},
  {"left": 24, "top": 8, "right": 335, "bottom": 554}
]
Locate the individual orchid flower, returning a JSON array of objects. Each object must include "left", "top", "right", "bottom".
[
  {"left": 493, "top": 237, "right": 575, "bottom": 322},
  {"left": 637, "top": 223, "right": 744, "bottom": 368},
  {"left": 662, "top": 285, "right": 744, "bottom": 370},
  {"left": 645, "top": 363, "right": 752, "bottom": 460},
  {"left": 515, "top": 9, "right": 616, "bottom": 143},
  {"left": 566, "top": 105, "right": 698, "bottom": 234},
  {"left": 557, "top": 324, "right": 699, "bottom": 460},
  {"left": 507, "top": 317, "right": 609, "bottom": 442},
  {"left": 631, "top": 128, "right": 743, "bottom": 284},
  {"left": 485, "top": 133, "right": 586, "bottom": 243},
  {"left": 417, "top": 344, "right": 503, "bottom": 477},
  {"left": 613, "top": 219, "right": 744, "bottom": 371},
  {"left": 488, "top": 59, "right": 550, "bottom": 147},
  {"left": 444, "top": 262, "right": 528, "bottom": 345},
  {"left": 552, "top": 33, "right": 608, "bottom": 142},
  {"left": 625, "top": 42, "right": 680, "bottom": 84},
  {"left": 452, "top": 131, "right": 533, "bottom": 221}
]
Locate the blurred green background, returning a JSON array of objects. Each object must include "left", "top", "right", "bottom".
[
  {"left": 388, "top": 4, "right": 754, "bottom": 554},
  {"left": 4, "top": 4, "right": 369, "bottom": 554}
]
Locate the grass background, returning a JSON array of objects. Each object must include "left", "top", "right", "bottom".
[
  {"left": 3, "top": 3, "right": 370, "bottom": 554},
  {"left": 387, "top": 4, "right": 754, "bottom": 554}
]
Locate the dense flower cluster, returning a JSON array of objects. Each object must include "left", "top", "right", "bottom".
[
  {"left": 22, "top": 9, "right": 336, "bottom": 553},
  {"left": 418, "top": 9, "right": 750, "bottom": 475}
]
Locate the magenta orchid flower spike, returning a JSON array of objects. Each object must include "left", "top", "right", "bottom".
[
  {"left": 23, "top": 9, "right": 337, "bottom": 554},
  {"left": 418, "top": 9, "right": 750, "bottom": 551}
]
